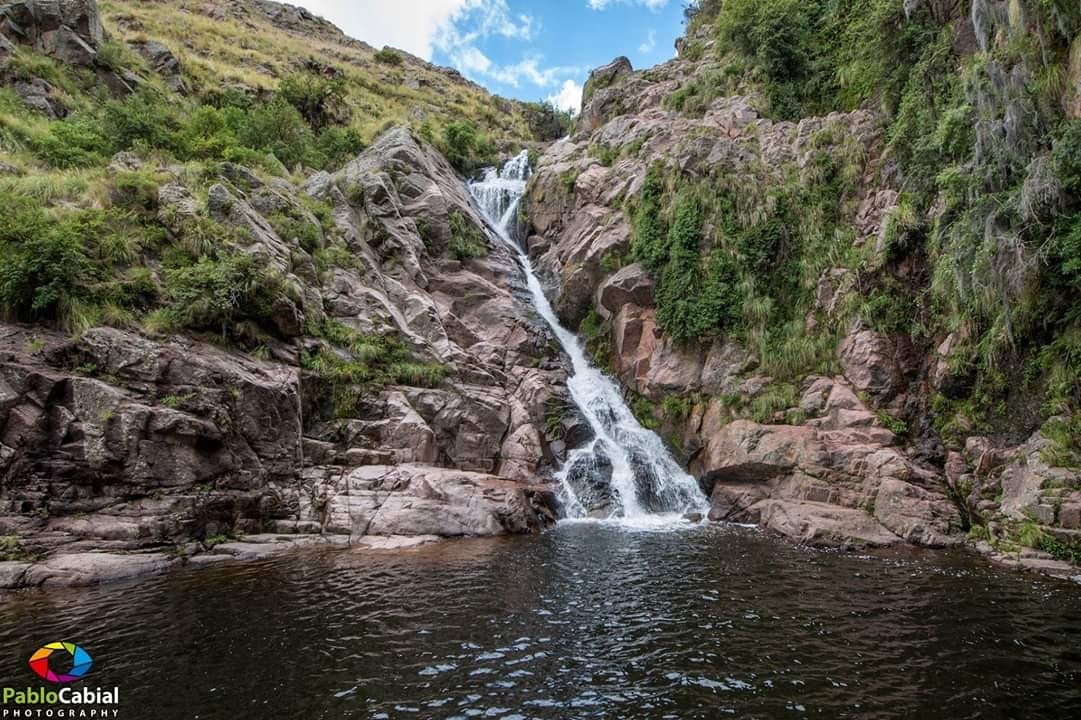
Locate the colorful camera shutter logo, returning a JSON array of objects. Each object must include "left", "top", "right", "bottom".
[{"left": 28, "top": 642, "right": 93, "bottom": 684}]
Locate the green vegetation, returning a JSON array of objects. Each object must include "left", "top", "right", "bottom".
[
  {"left": 632, "top": 0, "right": 1081, "bottom": 452},
  {"left": 630, "top": 392, "right": 660, "bottom": 430},
  {"left": 302, "top": 319, "right": 448, "bottom": 418},
  {"left": 373, "top": 48, "right": 403, "bottom": 66},
  {"left": 876, "top": 410, "right": 909, "bottom": 436},
  {"left": 0, "top": 535, "right": 35, "bottom": 562},
  {"left": 629, "top": 128, "right": 857, "bottom": 378},
  {"left": 437, "top": 121, "right": 496, "bottom": 174},
  {"left": 447, "top": 210, "right": 489, "bottom": 261}
]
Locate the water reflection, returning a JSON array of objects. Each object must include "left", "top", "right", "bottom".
[{"left": 0, "top": 524, "right": 1079, "bottom": 719}]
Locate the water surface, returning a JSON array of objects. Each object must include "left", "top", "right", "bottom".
[{"left": 1, "top": 524, "right": 1080, "bottom": 719}]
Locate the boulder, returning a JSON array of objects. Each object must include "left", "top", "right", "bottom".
[
  {"left": 579, "top": 56, "right": 633, "bottom": 133},
  {"left": 839, "top": 328, "right": 904, "bottom": 401},
  {"left": 13, "top": 77, "right": 66, "bottom": 118},
  {"left": 597, "top": 262, "right": 654, "bottom": 319},
  {"left": 696, "top": 417, "right": 959, "bottom": 548},
  {"left": 318, "top": 464, "right": 555, "bottom": 537},
  {"left": 130, "top": 38, "right": 185, "bottom": 93},
  {"left": 0, "top": 0, "right": 104, "bottom": 66}
]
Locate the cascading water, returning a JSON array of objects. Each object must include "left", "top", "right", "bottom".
[{"left": 468, "top": 151, "right": 707, "bottom": 520}]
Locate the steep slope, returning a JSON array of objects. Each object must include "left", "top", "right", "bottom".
[
  {"left": 525, "top": 0, "right": 1081, "bottom": 573},
  {"left": 97, "top": 0, "right": 567, "bottom": 146},
  {"left": 0, "top": 0, "right": 576, "bottom": 586}
]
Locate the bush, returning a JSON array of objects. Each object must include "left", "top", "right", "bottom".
[
  {"left": 230, "top": 99, "right": 312, "bottom": 168},
  {"left": 303, "top": 319, "right": 447, "bottom": 416},
  {"left": 447, "top": 210, "right": 488, "bottom": 261},
  {"left": 268, "top": 212, "right": 323, "bottom": 254},
  {"left": 439, "top": 121, "right": 493, "bottom": 173},
  {"left": 32, "top": 115, "right": 110, "bottom": 168},
  {"left": 279, "top": 71, "right": 349, "bottom": 133},
  {"left": 111, "top": 171, "right": 161, "bottom": 213},
  {"left": 309, "top": 125, "right": 365, "bottom": 169},
  {"left": 374, "top": 48, "right": 403, "bottom": 66},
  {"left": 0, "top": 202, "right": 94, "bottom": 323},
  {"left": 631, "top": 164, "right": 668, "bottom": 269},
  {"left": 101, "top": 90, "right": 186, "bottom": 156},
  {"left": 159, "top": 252, "right": 286, "bottom": 335}
]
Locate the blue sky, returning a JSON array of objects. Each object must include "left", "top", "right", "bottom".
[{"left": 291, "top": 0, "right": 687, "bottom": 112}]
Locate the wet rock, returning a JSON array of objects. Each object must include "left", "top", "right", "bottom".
[{"left": 19, "top": 553, "right": 174, "bottom": 588}]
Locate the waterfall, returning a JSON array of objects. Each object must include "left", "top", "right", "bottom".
[{"left": 468, "top": 152, "right": 708, "bottom": 521}]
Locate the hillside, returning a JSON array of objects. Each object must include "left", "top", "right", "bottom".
[
  {"left": 525, "top": 0, "right": 1081, "bottom": 573},
  {"left": 0, "top": 0, "right": 572, "bottom": 585}
]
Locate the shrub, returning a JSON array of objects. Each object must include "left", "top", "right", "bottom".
[
  {"left": 111, "top": 171, "right": 161, "bottom": 213},
  {"left": 159, "top": 252, "right": 286, "bottom": 335},
  {"left": 230, "top": 99, "right": 312, "bottom": 168},
  {"left": 101, "top": 90, "right": 186, "bottom": 156},
  {"left": 0, "top": 202, "right": 94, "bottom": 323},
  {"left": 374, "top": 48, "right": 403, "bottom": 66},
  {"left": 310, "top": 125, "right": 365, "bottom": 169},
  {"left": 268, "top": 212, "right": 324, "bottom": 254},
  {"left": 631, "top": 163, "right": 668, "bottom": 269},
  {"left": 447, "top": 210, "right": 488, "bottom": 261},
  {"left": 278, "top": 71, "right": 349, "bottom": 133},
  {"left": 32, "top": 115, "right": 110, "bottom": 168},
  {"left": 439, "top": 121, "right": 493, "bottom": 173},
  {"left": 303, "top": 318, "right": 447, "bottom": 416}
]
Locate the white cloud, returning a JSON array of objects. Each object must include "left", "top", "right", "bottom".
[
  {"left": 293, "top": 0, "right": 575, "bottom": 95},
  {"left": 292, "top": 0, "right": 466, "bottom": 59},
  {"left": 638, "top": 29, "right": 656, "bottom": 53},
  {"left": 483, "top": 57, "right": 580, "bottom": 88},
  {"left": 588, "top": 0, "right": 670, "bottom": 9},
  {"left": 548, "top": 79, "right": 583, "bottom": 114}
]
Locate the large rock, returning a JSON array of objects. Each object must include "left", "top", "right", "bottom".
[
  {"left": 994, "top": 428, "right": 1081, "bottom": 527},
  {"left": 579, "top": 56, "right": 633, "bottom": 133},
  {"left": 130, "top": 39, "right": 185, "bottom": 93},
  {"left": 695, "top": 386, "right": 960, "bottom": 548},
  {"left": 316, "top": 464, "right": 555, "bottom": 537},
  {"left": 597, "top": 262, "right": 654, "bottom": 319},
  {"left": 0, "top": 0, "right": 104, "bottom": 66},
  {"left": 839, "top": 328, "right": 904, "bottom": 401}
]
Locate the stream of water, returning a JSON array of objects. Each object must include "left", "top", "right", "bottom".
[{"left": 468, "top": 152, "right": 706, "bottom": 521}]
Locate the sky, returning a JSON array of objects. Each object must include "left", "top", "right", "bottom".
[{"left": 289, "top": 0, "right": 688, "bottom": 113}]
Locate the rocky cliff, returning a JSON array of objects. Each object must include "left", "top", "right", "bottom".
[
  {"left": 524, "top": 1, "right": 1081, "bottom": 576},
  {"left": 0, "top": 0, "right": 577, "bottom": 587}
]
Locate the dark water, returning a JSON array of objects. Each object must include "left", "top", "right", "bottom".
[{"left": 1, "top": 523, "right": 1080, "bottom": 719}]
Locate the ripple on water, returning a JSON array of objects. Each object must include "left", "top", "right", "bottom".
[{"left": 0, "top": 524, "right": 1079, "bottom": 719}]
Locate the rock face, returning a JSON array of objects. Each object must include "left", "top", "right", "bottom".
[
  {"left": 522, "top": 23, "right": 1063, "bottom": 555},
  {"left": 579, "top": 56, "right": 633, "bottom": 133},
  {"left": 694, "top": 378, "right": 960, "bottom": 548},
  {"left": 0, "top": 0, "right": 104, "bottom": 66},
  {"left": 0, "top": 128, "right": 576, "bottom": 587}
]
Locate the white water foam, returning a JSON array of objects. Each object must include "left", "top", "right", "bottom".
[{"left": 468, "top": 152, "right": 708, "bottom": 524}]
